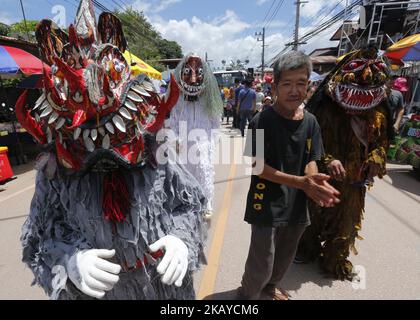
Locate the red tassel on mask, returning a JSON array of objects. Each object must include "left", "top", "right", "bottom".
[{"left": 102, "top": 171, "right": 130, "bottom": 223}]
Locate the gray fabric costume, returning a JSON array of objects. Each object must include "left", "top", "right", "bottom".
[{"left": 21, "top": 153, "right": 207, "bottom": 300}]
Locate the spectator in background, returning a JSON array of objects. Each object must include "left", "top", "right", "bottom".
[
  {"left": 262, "top": 96, "right": 273, "bottom": 112},
  {"left": 255, "top": 84, "right": 265, "bottom": 113},
  {"left": 237, "top": 78, "right": 256, "bottom": 137},
  {"left": 220, "top": 85, "right": 226, "bottom": 102},
  {"left": 233, "top": 78, "right": 244, "bottom": 129},
  {"left": 223, "top": 86, "right": 230, "bottom": 102},
  {"left": 220, "top": 85, "right": 226, "bottom": 122},
  {"left": 223, "top": 87, "right": 235, "bottom": 125},
  {"left": 388, "top": 77, "right": 408, "bottom": 134}
]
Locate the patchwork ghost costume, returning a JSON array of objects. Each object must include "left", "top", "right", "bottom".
[
  {"left": 166, "top": 54, "right": 223, "bottom": 215},
  {"left": 18, "top": 0, "right": 207, "bottom": 300}
]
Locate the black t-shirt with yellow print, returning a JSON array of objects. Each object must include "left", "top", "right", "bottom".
[{"left": 243, "top": 107, "right": 323, "bottom": 227}]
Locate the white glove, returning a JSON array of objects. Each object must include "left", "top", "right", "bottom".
[
  {"left": 66, "top": 249, "right": 121, "bottom": 299},
  {"left": 149, "top": 235, "right": 189, "bottom": 287}
]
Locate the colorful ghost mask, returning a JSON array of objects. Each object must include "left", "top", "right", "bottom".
[
  {"left": 327, "top": 47, "right": 390, "bottom": 114},
  {"left": 16, "top": 0, "right": 179, "bottom": 174},
  {"left": 178, "top": 55, "right": 205, "bottom": 98}
]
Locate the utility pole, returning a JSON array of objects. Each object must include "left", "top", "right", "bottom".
[
  {"left": 19, "top": 0, "right": 31, "bottom": 41},
  {"left": 293, "top": 0, "right": 308, "bottom": 51},
  {"left": 255, "top": 27, "right": 267, "bottom": 76}
]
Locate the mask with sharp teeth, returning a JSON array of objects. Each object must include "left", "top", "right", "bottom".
[
  {"left": 178, "top": 55, "right": 205, "bottom": 100},
  {"left": 15, "top": 0, "right": 179, "bottom": 174},
  {"left": 326, "top": 47, "right": 390, "bottom": 115}
]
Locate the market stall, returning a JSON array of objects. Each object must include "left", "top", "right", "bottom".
[
  {"left": 385, "top": 34, "right": 420, "bottom": 178},
  {"left": 0, "top": 45, "right": 46, "bottom": 166}
]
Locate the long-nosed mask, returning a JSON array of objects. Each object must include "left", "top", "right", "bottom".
[{"left": 16, "top": 0, "right": 179, "bottom": 174}]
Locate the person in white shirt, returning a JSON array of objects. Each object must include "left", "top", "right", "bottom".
[{"left": 255, "top": 84, "right": 265, "bottom": 112}]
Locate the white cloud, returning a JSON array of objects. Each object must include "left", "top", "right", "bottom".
[
  {"left": 126, "top": 2, "right": 342, "bottom": 68},
  {"left": 0, "top": 11, "right": 15, "bottom": 25},
  {"left": 154, "top": 0, "right": 183, "bottom": 13},
  {"left": 256, "top": 0, "right": 270, "bottom": 5},
  {"left": 256, "top": 20, "right": 288, "bottom": 29},
  {"left": 300, "top": 0, "right": 332, "bottom": 19},
  {"left": 131, "top": 0, "right": 152, "bottom": 13},
  {"left": 131, "top": 0, "right": 182, "bottom": 14},
  {"left": 300, "top": 20, "right": 342, "bottom": 55},
  {"left": 150, "top": 10, "right": 282, "bottom": 68}
]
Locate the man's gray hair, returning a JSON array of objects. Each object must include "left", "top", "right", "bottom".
[{"left": 273, "top": 51, "right": 313, "bottom": 84}]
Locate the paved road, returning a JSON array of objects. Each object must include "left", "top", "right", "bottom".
[{"left": 0, "top": 125, "right": 419, "bottom": 299}]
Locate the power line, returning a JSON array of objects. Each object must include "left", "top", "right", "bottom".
[
  {"left": 264, "top": 0, "right": 285, "bottom": 29},
  {"left": 261, "top": 0, "right": 278, "bottom": 26},
  {"left": 269, "top": 0, "right": 361, "bottom": 63},
  {"left": 111, "top": 0, "right": 126, "bottom": 11},
  {"left": 299, "top": 1, "right": 361, "bottom": 43},
  {"left": 283, "top": 0, "right": 345, "bottom": 48},
  {"left": 300, "top": 0, "right": 345, "bottom": 30},
  {"left": 269, "top": 0, "right": 344, "bottom": 60},
  {"left": 243, "top": 1, "right": 279, "bottom": 63},
  {"left": 241, "top": 0, "right": 284, "bottom": 66},
  {"left": 19, "top": 0, "right": 31, "bottom": 41},
  {"left": 115, "top": 0, "right": 129, "bottom": 7}
]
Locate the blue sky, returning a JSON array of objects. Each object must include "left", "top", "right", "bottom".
[{"left": 1, "top": 0, "right": 348, "bottom": 67}]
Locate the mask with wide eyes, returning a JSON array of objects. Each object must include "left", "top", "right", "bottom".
[
  {"left": 183, "top": 67, "right": 191, "bottom": 76},
  {"left": 327, "top": 50, "right": 390, "bottom": 114},
  {"left": 179, "top": 55, "right": 206, "bottom": 97},
  {"left": 342, "top": 59, "right": 368, "bottom": 73},
  {"left": 371, "top": 61, "right": 387, "bottom": 72}
]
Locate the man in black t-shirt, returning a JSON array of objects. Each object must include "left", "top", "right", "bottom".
[{"left": 238, "top": 51, "right": 340, "bottom": 300}]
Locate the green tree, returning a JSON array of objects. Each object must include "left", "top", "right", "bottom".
[
  {"left": 158, "top": 39, "right": 183, "bottom": 59},
  {"left": 114, "top": 8, "right": 182, "bottom": 70},
  {"left": 0, "top": 23, "right": 10, "bottom": 36},
  {"left": 9, "top": 20, "right": 38, "bottom": 40}
]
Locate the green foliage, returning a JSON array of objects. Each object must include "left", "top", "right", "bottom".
[
  {"left": 158, "top": 39, "right": 183, "bottom": 59},
  {"left": 0, "top": 23, "right": 10, "bottom": 36},
  {"left": 1, "top": 78, "right": 20, "bottom": 88},
  {"left": 114, "top": 8, "right": 182, "bottom": 69},
  {"left": 9, "top": 20, "right": 38, "bottom": 41}
]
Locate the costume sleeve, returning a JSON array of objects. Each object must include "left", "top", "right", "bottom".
[
  {"left": 364, "top": 106, "right": 389, "bottom": 178},
  {"left": 21, "top": 169, "right": 90, "bottom": 299},
  {"left": 315, "top": 106, "right": 339, "bottom": 170}
]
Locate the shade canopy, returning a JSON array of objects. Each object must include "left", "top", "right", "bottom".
[
  {"left": 386, "top": 34, "right": 420, "bottom": 62},
  {"left": 0, "top": 45, "right": 46, "bottom": 78},
  {"left": 123, "top": 51, "right": 162, "bottom": 80}
]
